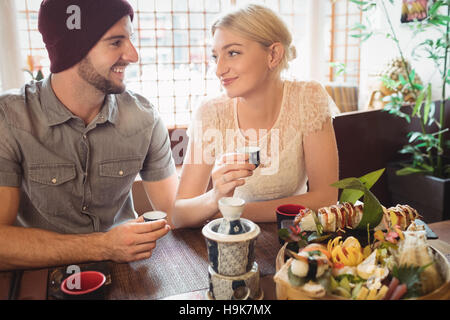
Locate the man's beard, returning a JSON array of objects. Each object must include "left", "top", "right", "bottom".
[{"left": 77, "top": 56, "right": 126, "bottom": 94}]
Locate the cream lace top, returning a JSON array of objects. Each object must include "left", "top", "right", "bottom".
[{"left": 187, "top": 80, "right": 339, "bottom": 202}]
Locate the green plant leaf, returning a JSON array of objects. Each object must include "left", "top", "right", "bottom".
[
  {"left": 399, "top": 74, "right": 408, "bottom": 85},
  {"left": 398, "top": 145, "right": 418, "bottom": 155},
  {"left": 408, "top": 69, "right": 416, "bottom": 83},
  {"left": 351, "top": 31, "right": 374, "bottom": 42},
  {"left": 415, "top": 142, "right": 428, "bottom": 149},
  {"left": 412, "top": 90, "right": 425, "bottom": 117},
  {"left": 429, "top": 0, "right": 445, "bottom": 17},
  {"left": 436, "top": 14, "right": 450, "bottom": 23},
  {"left": 427, "top": 102, "right": 436, "bottom": 126},
  {"left": 22, "top": 69, "right": 34, "bottom": 79},
  {"left": 330, "top": 62, "right": 347, "bottom": 77},
  {"left": 407, "top": 131, "right": 422, "bottom": 143},
  {"left": 381, "top": 75, "right": 401, "bottom": 90},
  {"left": 349, "top": 0, "right": 369, "bottom": 5},
  {"left": 331, "top": 177, "right": 365, "bottom": 192},
  {"left": 35, "top": 70, "right": 44, "bottom": 81},
  {"left": 423, "top": 84, "right": 432, "bottom": 125},
  {"left": 350, "top": 22, "right": 367, "bottom": 31},
  {"left": 419, "top": 163, "right": 434, "bottom": 172},
  {"left": 444, "top": 165, "right": 450, "bottom": 176},
  {"left": 339, "top": 168, "right": 385, "bottom": 204},
  {"left": 432, "top": 128, "right": 449, "bottom": 137},
  {"left": 412, "top": 82, "right": 424, "bottom": 91},
  {"left": 396, "top": 166, "right": 430, "bottom": 176}
]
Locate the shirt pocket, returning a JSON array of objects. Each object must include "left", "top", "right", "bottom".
[
  {"left": 99, "top": 157, "right": 142, "bottom": 178},
  {"left": 95, "top": 156, "right": 143, "bottom": 204},
  {"left": 28, "top": 163, "right": 77, "bottom": 215}
]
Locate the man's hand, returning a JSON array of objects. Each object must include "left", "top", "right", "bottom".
[{"left": 102, "top": 216, "right": 171, "bottom": 263}]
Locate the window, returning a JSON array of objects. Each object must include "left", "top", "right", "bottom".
[
  {"left": 16, "top": 0, "right": 307, "bottom": 127},
  {"left": 325, "top": 0, "right": 362, "bottom": 84},
  {"left": 16, "top": 0, "right": 51, "bottom": 79}
]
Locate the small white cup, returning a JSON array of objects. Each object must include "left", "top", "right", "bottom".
[
  {"left": 143, "top": 211, "right": 167, "bottom": 222},
  {"left": 218, "top": 197, "right": 245, "bottom": 222}
]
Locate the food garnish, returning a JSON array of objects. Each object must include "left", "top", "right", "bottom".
[
  {"left": 392, "top": 264, "right": 432, "bottom": 299},
  {"left": 276, "top": 169, "right": 446, "bottom": 300},
  {"left": 280, "top": 218, "right": 445, "bottom": 300}
]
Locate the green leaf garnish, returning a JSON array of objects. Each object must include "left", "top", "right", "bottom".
[
  {"left": 278, "top": 228, "right": 291, "bottom": 240},
  {"left": 392, "top": 263, "right": 433, "bottom": 298},
  {"left": 339, "top": 168, "right": 385, "bottom": 204},
  {"left": 307, "top": 250, "right": 322, "bottom": 257},
  {"left": 311, "top": 211, "right": 324, "bottom": 235},
  {"left": 307, "top": 232, "right": 332, "bottom": 243},
  {"left": 331, "top": 169, "right": 385, "bottom": 230}
]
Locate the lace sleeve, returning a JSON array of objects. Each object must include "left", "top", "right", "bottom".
[{"left": 300, "top": 81, "right": 333, "bottom": 136}]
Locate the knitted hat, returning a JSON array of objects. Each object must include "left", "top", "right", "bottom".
[{"left": 38, "top": 0, "right": 134, "bottom": 73}]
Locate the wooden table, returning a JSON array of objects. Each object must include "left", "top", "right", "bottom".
[
  {"left": 106, "top": 223, "right": 280, "bottom": 300},
  {"left": 1, "top": 220, "right": 449, "bottom": 300}
]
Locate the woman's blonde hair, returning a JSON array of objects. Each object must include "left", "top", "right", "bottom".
[{"left": 211, "top": 4, "right": 297, "bottom": 72}]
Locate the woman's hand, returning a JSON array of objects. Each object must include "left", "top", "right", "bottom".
[{"left": 210, "top": 153, "right": 256, "bottom": 202}]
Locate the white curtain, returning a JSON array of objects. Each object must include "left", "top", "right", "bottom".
[
  {"left": 0, "top": 0, "right": 25, "bottom": 92},
  {"left": 306, "top": 0, "right": 326, "bottom": 82}
]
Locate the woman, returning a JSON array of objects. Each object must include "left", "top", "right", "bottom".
[{"left": 172, "top": 4, "right": 339, "bottom": 228}]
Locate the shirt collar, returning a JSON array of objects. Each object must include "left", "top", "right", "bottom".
[
  {"left": 101, "top": 94, "right": 118, "bottom": 125},
  {"left": 40, "top": 75, "right": 73, "bottom": 127},
  {"left": 41, "top": 75, "right": 118, "bottom": 127}
]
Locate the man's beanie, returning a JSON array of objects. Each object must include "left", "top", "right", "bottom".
[{"left": 38, "top": 0, "right": 134, "bottom": 73}]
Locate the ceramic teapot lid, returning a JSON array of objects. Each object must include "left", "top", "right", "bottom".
[{"left": 202, "top": 218, "right": 260, "bottom": 243}]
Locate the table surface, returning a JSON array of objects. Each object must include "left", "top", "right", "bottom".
[
  {"left": 1, "top": 220, "right": 449, "bottom": 300},
  {"left": 107, "top": 223, "right": 281, "bottom": 300}
]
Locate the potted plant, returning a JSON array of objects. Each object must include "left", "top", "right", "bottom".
[
  {"left": 350, "top": 0, "right": 449, "bottom": 222},
  {"left": 23, "top": 55, "right": 44, "bottom": 81}
]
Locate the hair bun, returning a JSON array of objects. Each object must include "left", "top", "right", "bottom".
[{"left": 288, "top": 45, "right": 297, "bottom": 61}]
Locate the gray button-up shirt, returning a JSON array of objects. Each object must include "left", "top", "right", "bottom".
[{"left": 0, "top": 76, "right": 175, "bottom": 234}]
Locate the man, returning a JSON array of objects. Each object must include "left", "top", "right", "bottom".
[{"left": 0, "top": 0, "right": 178, "bottom": 271}]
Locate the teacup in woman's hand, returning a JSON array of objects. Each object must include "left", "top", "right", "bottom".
[
  {"left": 236, "top": 147, "right": 260, "bottom": 168},
  {"left": 211, "top": 153, "right": 255, "bottom": 201}
]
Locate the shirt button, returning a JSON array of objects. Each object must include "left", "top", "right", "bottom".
[
  {"left": 51, "top": 178, "right": 57, "bottom": 184},
  {"left": 82, "top": 134, "right": 87, "bottom": 139},
  {"left": 83, "top": 206, "right": 87, "bottom": 211},
  {"left": 119, "top": 170, "right": 124, "bottom": 176}
]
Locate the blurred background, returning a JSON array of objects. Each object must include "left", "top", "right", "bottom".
[{"left": 0, "top": 0, "right": 445, "bottom": 127}]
